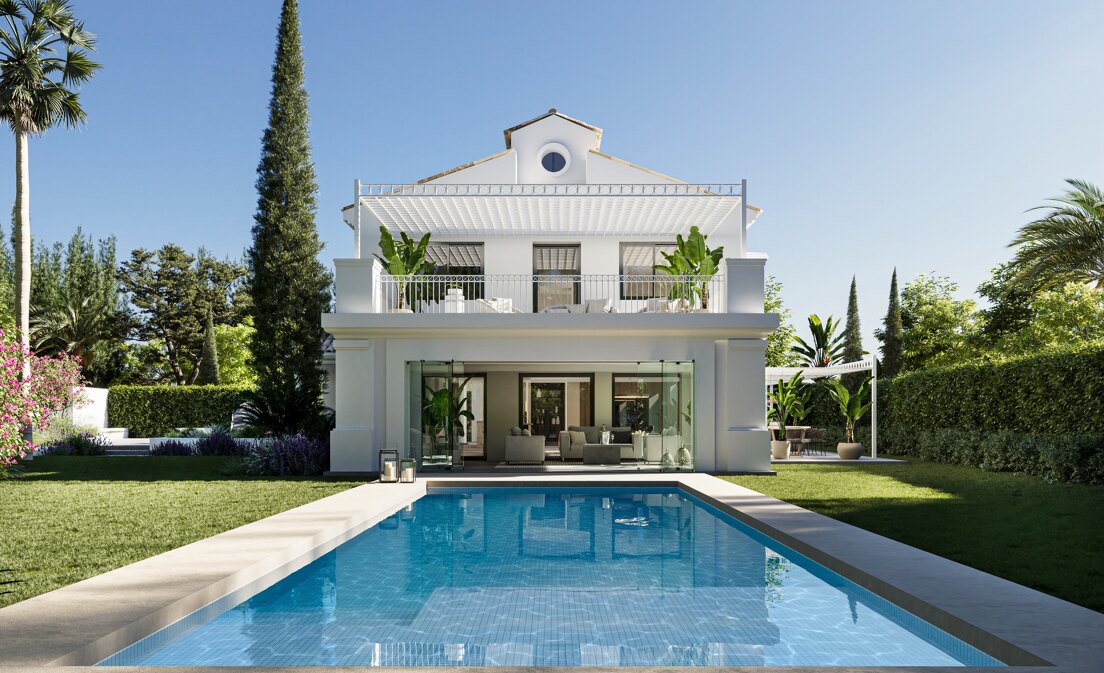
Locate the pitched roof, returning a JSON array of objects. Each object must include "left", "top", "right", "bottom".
[{"left": 502, "top": 108, "right": 602, "bottom": 149}]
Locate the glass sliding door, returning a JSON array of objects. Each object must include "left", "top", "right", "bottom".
[
  {"left": 408, "top": 360, "right": 467, "bottom": 471},
  {"left": 613, "top": 362, "right": 694, "bottom": 469},
  {"left": 533, "top": 244, "right": 580, "bottom": 312}
]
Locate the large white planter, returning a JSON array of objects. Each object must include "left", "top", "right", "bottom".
[
  {"left": 836, "top": 442, "right": 863, "bottom": 460},
  {"left": 770, "top": 440, "right": 790, "bottom": 459}
]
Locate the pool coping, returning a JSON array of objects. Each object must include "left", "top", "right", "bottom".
[{"left": 0, "top": 472, "right": 1100, "bottom": 672}]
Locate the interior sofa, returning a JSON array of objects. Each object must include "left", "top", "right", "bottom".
[
  {"left": 558, "top": 425, "right": 636, "bottom": 460},
  {"left": 504, "top": 433, "right": 546, "bottom": 463}
]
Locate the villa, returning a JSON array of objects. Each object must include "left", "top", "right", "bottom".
[{"left": 323, "top": 109, "right": 779, "bottom": 474}]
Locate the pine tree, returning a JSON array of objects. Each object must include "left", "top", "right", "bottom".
[
  {"left": 197, "top": 308, "right": 220, "bottom": 385},
  {"left": 877, "top": 269, "right": 905, "bottom": 377},
  {"left": 246, "top": 0, "right": 332, "bottom": 435},
  {"left": 841, "top": 276, "right": 864, "bottom": 389}
]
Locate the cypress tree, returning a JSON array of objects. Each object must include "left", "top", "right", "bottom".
[
  {"left": 246, "top": 0, "right": 331, "bottom": 434},
  {"left": 879, "top": 269, "right": 905, "bottom": 377},
  {"left": 197, "top": 308, "right": 220, "bottom": 385},
  {"left": 841, "top": 276, "right": 864, "bottom": 389}
]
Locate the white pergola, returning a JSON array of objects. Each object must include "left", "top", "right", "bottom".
[{"left": 766, "top": 358, "right": 879, "bottom": 458}]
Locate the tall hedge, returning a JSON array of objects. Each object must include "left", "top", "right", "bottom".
[
  {"left": 880, "top": 344, "right": 1104, "bottom": 484},
  {"left": 108, "top": 385, "right": 253, "bottom": 437},
  {"left": 885, "top": 344, "right": 1104, "bottom": 433}
]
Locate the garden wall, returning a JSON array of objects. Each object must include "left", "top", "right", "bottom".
[{"left": 107, "top": 385, "right": 253, "bottom": 438}]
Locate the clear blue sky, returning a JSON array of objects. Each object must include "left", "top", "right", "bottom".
[{"left": 2, "top": 0, "right": 1102, "bottom": 347}]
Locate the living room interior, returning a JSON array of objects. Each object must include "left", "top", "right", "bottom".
[{"left": 412, "top": 361, "right": 695, "bottom": 471}]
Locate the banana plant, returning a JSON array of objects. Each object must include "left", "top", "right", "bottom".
[
  {"left": 422, "top": 377, "right": 475, "bottom": 447},
  {"left": 792, "top": 314, "right": 846, "bottom": 367},
  {"left": 654, "top": 226, "right": 724, "bottom": 309},
  {"left": 767, "top": 371, "right": 809, "bottom": 441},
  {"left": 823, "top": 377, "right": 872, "bottom": 443},
  {"left": 373, "top": 226, "right": 431, "bottom": 310}
]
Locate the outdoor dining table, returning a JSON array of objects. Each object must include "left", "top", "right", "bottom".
[{"left": 767, "top": 424, "right": 811, "bottom": 455}]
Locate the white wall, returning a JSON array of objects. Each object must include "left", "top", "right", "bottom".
[{"left": 66, "top": 386, "right": 108, "bottom": 430}]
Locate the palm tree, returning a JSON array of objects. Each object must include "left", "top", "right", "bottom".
[
  {"left": 0, "top": 0, "right": 99, "bottom": 371},
  {"left": 792, "top": 314, "right": 845, "bottom": 367},
  {"left": 1010, "top": 179, "right": 1104, "bottom": 290},
  {"left": 30, "top": 294, "right": 112, "bottom": 373}
]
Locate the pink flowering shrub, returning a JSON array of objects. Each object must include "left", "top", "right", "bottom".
[{"left": 0, "top": 329, "right": 84, "bottom": 472}]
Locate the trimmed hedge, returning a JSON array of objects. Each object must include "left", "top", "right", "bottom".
[
  {"left": 880, "top": 344, "right": 1104, "bottom": 484},
  {"left": 885, "top": 344, "right": 1104, "bottom": 434},
  {"left": 107, "top": 385, "right": 253, "bottom": 438}
]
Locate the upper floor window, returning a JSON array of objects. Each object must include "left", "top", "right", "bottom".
[
  {"left": 541, "top": 152, "right": 566, "bottom": 173},
  {"left": 427, "top": 242, "right": 484, "bottom": 299},
  {"left": 620, "top": 242, "right": 677, "bottom": 299}
]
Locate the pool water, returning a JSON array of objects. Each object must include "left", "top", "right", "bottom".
[{"left": 101, "top": 487, "right": 1003, "bottom": 667}]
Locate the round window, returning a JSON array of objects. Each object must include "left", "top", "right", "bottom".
[{"left": 541, "top": 151, "right": 567, "bottom": 173}]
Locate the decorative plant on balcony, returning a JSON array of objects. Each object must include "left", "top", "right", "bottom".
[
  {"left": 822, "top": 376, "right": 872, "bottom": 444},
  {"left": 422, "top": 377, "right": 474, "bottom": 448},
  {"left": 792, "top": 314, "right": 846, "bottom": 367},
  {"left": 654, "top": 226, "right": 724, "bottom": 310},
  {"left": 374, "top": 226, "right": 431, "bottom": 311},
  {"left": 766, "top": 371, "right": 809, "bottom": 441}
]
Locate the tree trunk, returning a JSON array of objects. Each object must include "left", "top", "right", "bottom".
[
  {"left": 14, "top": 127, "right": 30, "bottom": 373},
  {"left": 14, "top": 126, "right": 32, "bottom": 447}
]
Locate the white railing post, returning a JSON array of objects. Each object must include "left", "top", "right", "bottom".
[
  {"left": 740, "top": 178, "right": 748, "bottom": 257},
  {"left": 353, "top": 179, "right": 362, "bottom": 259},
  {"left": 871, "top": 357, "right": 878, "bottom": 459}
]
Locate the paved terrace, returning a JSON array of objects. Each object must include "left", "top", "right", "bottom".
[{"left": 0, "top": 472, "right": 1101, "bottom": 673}]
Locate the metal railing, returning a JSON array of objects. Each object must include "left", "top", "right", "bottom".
[
  {"left": 375, "top": 273, "right": 726, "bottom": 315},
  {"left": 358, "top": 183, "right": 744, "bottom": 198}
]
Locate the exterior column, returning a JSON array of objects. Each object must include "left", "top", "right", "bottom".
[
  {"left": 714, "top": 338, "right": 771, "bottom": 472},
  {"left": 725, "top": 257, "right": 766, "bottom": 314},
  {"left": 329, "top": 338, "right": 379, "bottom": 472}
]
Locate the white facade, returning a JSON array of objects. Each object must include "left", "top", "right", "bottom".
[{"left": 324, "top": 110, "right": 777, "bottom": 473}]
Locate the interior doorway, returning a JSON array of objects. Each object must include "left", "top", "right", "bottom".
[{"left": 520, "top": 374, "right": 594, "bottom": 445}]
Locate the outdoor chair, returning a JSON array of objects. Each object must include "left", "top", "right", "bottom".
[
  {"left": 785, "top": 428, "right": 806, "bottom": 456},
  {"left": 804, "top": 428, "right": 828, "bottom": 455}
]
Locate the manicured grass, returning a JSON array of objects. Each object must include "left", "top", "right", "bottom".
[
  {"left": 0, "top": 457, "right": 360, "bottom": 609},
  {"left": 724, "top": 460, "right": 1104, "bottom": 613}
]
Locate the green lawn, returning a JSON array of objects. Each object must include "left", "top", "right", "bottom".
[
  {"left": 724, "top": 460, "right": 1104, "bottom": 613},
  {"left": 0, "top": 457, "right": 360, "bottom": 609}
]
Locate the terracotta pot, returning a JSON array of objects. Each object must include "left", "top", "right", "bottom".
[
  {"left": 770, "top": 440, "right": 790, "bottom": 459},
  {"left": 836, "top": 442, "right": 863, "bottom": 460}
]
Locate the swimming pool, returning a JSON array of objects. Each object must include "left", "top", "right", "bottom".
[{"left": 100, "top": 487, "right": 1003, "bottom": 667}]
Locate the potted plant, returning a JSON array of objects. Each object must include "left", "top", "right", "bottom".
[
  {"left": 822, "top": 377, "right": 872, "bottom": 460},
  {"left": 373, "top": 226, "right": 431, "bottom": 312},
  {"left": 767, "top": 371, "right": 808, "bottom": 459},
  {"left": 422, "top": 378, "right": 474, "bottom": 460},
  {"left": 653, "top": 225, "right": 724, "bottom": 311}
]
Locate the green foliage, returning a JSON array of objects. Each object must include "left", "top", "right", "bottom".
[
  {"left": 653, "top": 225, "right": 724, "bottom": 309},
  {"left": 975, "top": 262, "right": 1042, "bottom": 348},
  {"left": 422, "top": 378, "right": 474, "bottom": 441},
  {"left": 886, "top": 343, "right": 1104, "bottom": 435},
  {"left": 878, "top": 428, "right": 1104, "bottom": 486},
  {"left": 842, "top": 276, "right": 862, "bottom": 362},
  {"left": 767, "top": 371, "right": 810, "bottom": 440},
  {"left": 1009, "top": 179, "right": 1104, "bottom": 290},
  {"left": 119, "top": 244, "right": 244, "bottom": 385},
  {"left": 897, "top": 273, "right": 980, "bottom": 370},
  {"left": 792, "top": 314, "right": 845, "bottom": 367},
  {"left": 823, "top": 377, "right": 872, "bottom": 443},
  {"left": 196, "top": 309, "right": 220, "bottom": 385},
  {"left": 247, "top": 0, "right": 332, "bottom": 436},
  {"left": 764, "top": 276, "right": 800, "bottom": 367},
  {"left": 374, "top": 226, "right": 432, "bottom": 310},
  {"left": 21, "top": 228, "right": 128, "bottom": 385},
  {"left": 876, "top": 269, "right": 905, "bottom": 377},
  {"left": 107, "top": 385, "right": 252, "bottom": 438},
  {"left": 986, "top": 282, "right": 1104, "bottom": 357},
  {"left": 214, "top": 319, "right": 256, "bottom": 386}
]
